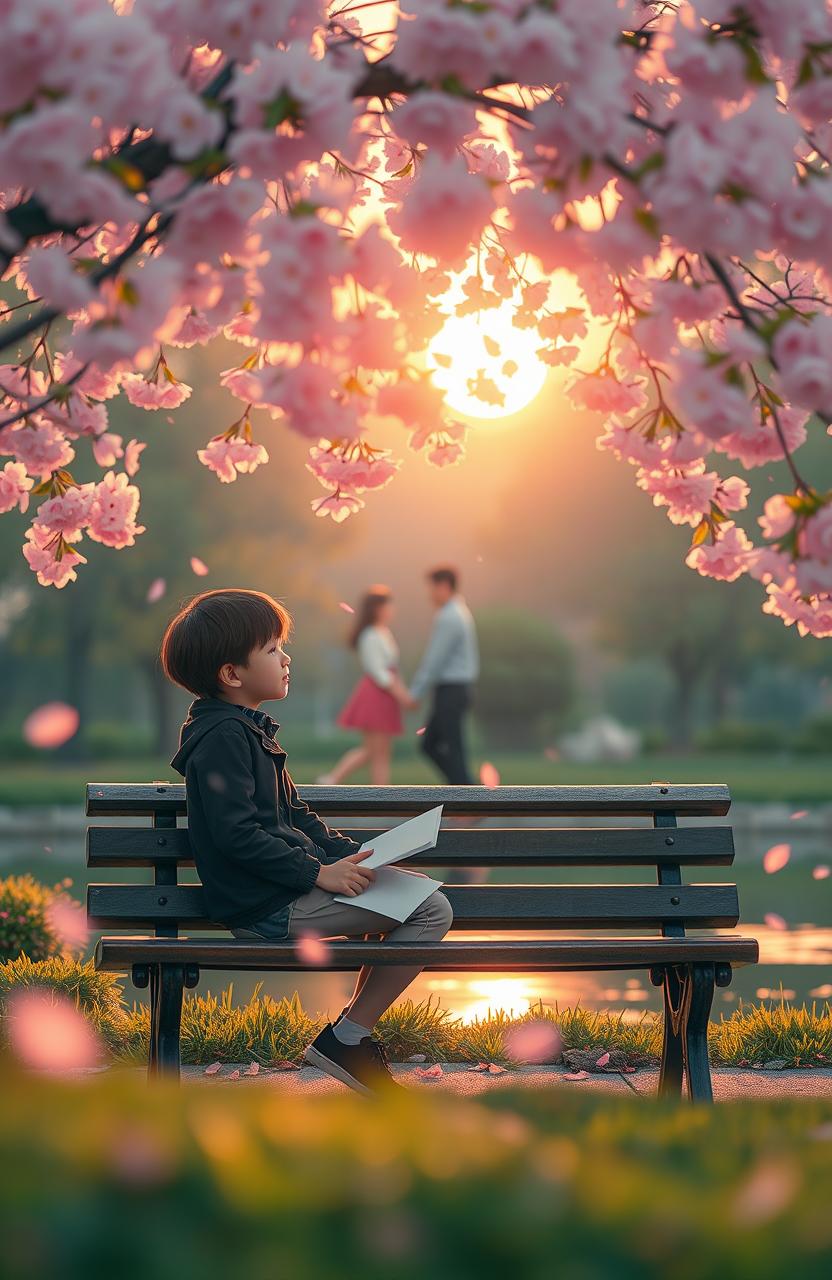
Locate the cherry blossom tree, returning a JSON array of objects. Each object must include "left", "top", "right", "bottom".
[{"left": 1, "top": 0, "right": 832, "bottom": 636}]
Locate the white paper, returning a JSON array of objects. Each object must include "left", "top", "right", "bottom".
[
  {"left": 357, "top": 805, "right": 444, "bottom": 870},
  {"left": 334, "top": 867, "right": 444, "bottom": 923}
]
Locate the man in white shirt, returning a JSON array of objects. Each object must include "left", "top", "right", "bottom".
[{"left": 410, "top": 565, "right": 479, "bottom": 785}]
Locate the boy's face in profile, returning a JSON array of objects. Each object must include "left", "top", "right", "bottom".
[{"left": 218, "top": 633, "right": 291, "bottom": 707}]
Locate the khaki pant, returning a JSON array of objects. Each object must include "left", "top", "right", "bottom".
[{"left": 232, "top": 883, "right": 453, "bottom": 1029}]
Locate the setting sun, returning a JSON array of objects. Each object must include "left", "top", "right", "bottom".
[{"left": 426, "top": 298, "right": 548, "bottom": 421}]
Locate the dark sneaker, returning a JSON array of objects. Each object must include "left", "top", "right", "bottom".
[{"left": 304, "top": 1024, "right": 402, "bottom": 1096}]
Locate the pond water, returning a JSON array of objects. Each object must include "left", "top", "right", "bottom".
[{"left": 2, "top": 808, "right": 830, "bottom": 1023}]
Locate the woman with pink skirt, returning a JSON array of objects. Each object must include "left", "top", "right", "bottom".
[{"left": 318, "top": 585, "right": 416, "bottom": 785}]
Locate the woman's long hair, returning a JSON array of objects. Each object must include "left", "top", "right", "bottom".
[{"left": 348, "top": 585, "right": 392, "bottom": 649}]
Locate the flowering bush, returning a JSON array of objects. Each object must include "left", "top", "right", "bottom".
[
  {"left": 0, "top": 874, "right": 85, "bottom": 963},
  {"left": 1, "top": 2, "right": 832, "bottom": 633}
]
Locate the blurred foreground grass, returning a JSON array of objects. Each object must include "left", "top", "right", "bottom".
[
  {"left": 2, "top": 751, "right": 832, "bottom": 804},
  {"left": 0, "top": 1060, "right": 830, "bottom": 1279}
]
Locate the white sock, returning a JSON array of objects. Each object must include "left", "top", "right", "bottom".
[{"left": 332, "top": 1015, "right": 373, "bottom": 1045}]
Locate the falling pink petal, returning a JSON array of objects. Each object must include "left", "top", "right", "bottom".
[
  {"left": 146, "top": 577, "right": 166, "bottom": 604},
  {"left": 596, "top": 1051, "right": 611, "bottom": 1067},
  {"left": 733, "top": 1160, "right": 799, "bottom": 1225},
  {"left": 790, "top": 810, "right": 808, "bottom": 821},
  {"left": 763, "top": 843, "right": 791, "bottom": 874},
  {"left": 487, "top": 1063, "right": 507, "bottom": 1074},
  {"left": 274, "top": 1059, "right": 301, "bottom": 1071},
  {"left": 812, "top": 865, "right": 830, "bottom": 881},
  {"left": 204, "top": 1062, "right": 222, "bottom": 1075},
  {"left": 243, "top": 1062, "right": 260, "bottom": 1076},
  {"left": 764, "top": 912, "right": 788, "bottom": 931},
  {"left": 505, "top": 1021, "right": 562, "bottom": 1064},
  {"left": 7, "top": 991, "right": 100, "bottom": 1071},
  {"left": 479, "top": 761, "right": 500, "bottom": 789},
  {"left": 338, "top": 601, "right": 355, "bottom": 614},
  {"left": 544, "top": 746, "right": 560, "bottom": 762},
  {"left": 43, "top": 845, "right": 52, "bottom": 854},
  {"left": 227, "top": 1069, "right": 241, "bottom": 1080},
  {"left": 414, "top": 1064, "right": 444, "bottom": 1079},
  {"left": 467, "top": 1062, "right": 490, "bottom": 1072},
  {"left": 190, "top": 556, "right": 209, "bottom": 576},
  {"left": 562, "top": 1071, "right": 589, "bottom": 1081},
  {"left": 416, "top": 726, "right": 426, "bottom": 736},
  {"left": 622, "top": 1065, "right": 636, "bottom": 1074},
  {"left": 45, "top": 899, "right": 89, "bottom": 951},
  {"left": 295, "top": 934, "right": 332, "bottom": 966},
  {"left": 23, "top": 702, "right": 79, "bottom": 750}
]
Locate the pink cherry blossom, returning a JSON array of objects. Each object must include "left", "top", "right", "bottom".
[
  {"left": 387, "top": 153, "right": 494, "bottom": 267},
  {"left": 26, "top": 245, "right": 95, "bottom": 313},
  {"left": 36, "top": 484, "right": 95, "bottom": 537},
  {"left": 190, "top": 556, "right": 209, "bottom": 576},
  {"left": 10, "top": 421, "right": 75, "bottom": 479},
  {"left": 568, "top": 371, "right": 646, "bottom": 415},
  {"left": 122, "top": 369, "right": 192, "bottom": 411},
  {"left": 637, "top": 465, "right": 718, "bottom": 527},
  {"left": 0, "top": 460, "right": 33, "bottom": 514},
  {"left": 390, "top": 93, "right": 477, "bottom": 159},
  {"left": 23, "top": 523, "right": 87, "bottom": 588},
  {"left": 312, "top": 489, "right": 364, "bottom": 523},
  {"left": 86, "top": 471, "right": 145, "bottom": 549},
  {"left": 146, "top": 577, "right": 166, "bottom": 603},
  {"left": 685, "top": 522, "right": 752, "bottom": 582},
  {"left": 198, "top": 435, "right": 269, "bottom": 484},
  {"left": 800, "top": 505, "right": 832, "bottom": 564}
]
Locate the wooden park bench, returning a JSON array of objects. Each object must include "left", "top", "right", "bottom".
[{"left": 86, "top": 782, "right": 758, "bottom": 1102}]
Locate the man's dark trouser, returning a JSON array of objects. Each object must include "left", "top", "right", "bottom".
[{"left": 420, "top": 682, "right": 473, "bottom": 785}]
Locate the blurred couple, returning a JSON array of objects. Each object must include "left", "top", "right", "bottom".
[{"left": 318, "top": 565, "right": 479, "bottom": 787}]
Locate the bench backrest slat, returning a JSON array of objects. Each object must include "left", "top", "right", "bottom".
[
  {"left": 86, "top": 782, "right": 732, "bottom": 818},
  {"left": 87, "top": 882, "right": 740, "bottom": 931},
  {"left": 86, "top": 824, "right": 735, "bottom": 868}
]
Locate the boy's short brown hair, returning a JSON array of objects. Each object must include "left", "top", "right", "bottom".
[{"left": 160, "top": 589, "right": 292, "bottom": 699}]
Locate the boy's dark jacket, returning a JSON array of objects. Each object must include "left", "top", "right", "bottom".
[{"left": 170, "top": 696, "right": 360, "bottom": 928}]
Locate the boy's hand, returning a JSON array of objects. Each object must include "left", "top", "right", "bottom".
[{"left": 316, "top": 849, "right": 375, "bottom": 897}]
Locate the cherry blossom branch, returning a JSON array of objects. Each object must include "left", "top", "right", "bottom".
[
  {"left": 748, "top": 364, "right": 815, "bottom": 497},
  {"left": 0, "top": 358, "right": 90, "bottom": 430},
  {"left": 0, "top": 62, "right": 236, "bottom": 276}
]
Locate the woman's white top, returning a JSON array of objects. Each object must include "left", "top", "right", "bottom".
[{"left": 357, "top": 625, "right": 399, "bottom": 690}]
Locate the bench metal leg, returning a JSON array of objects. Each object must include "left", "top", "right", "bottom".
[
  {"left": 681, "top": 963, "right": 715, "bottom": 1104},
  {"left": 653, "top": 963, "right": 716, "bottom": 1103},
  {"left": 658, "top": 967, "right": 684, "bottom": 1098},
  {"left": 148, "top": 964, "right": 185, "bottom": 1082}
]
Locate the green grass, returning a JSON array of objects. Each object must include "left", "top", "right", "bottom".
[
  {"left": 1, "top": 1062, "right": 831, "bottom": 1279},
  {"left": 3, "top": 960, "right": 829, "bottom": 1069},
  {"left": 2, "top": 750, "right": 832, "bottom": 803}
]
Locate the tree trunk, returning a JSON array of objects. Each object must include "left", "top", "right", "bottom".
[
  {"left": 57, "top": 590, "right": 97, "bottom": 763},
  {"left": 141, "top": 655, "right": 178, "bottom": 760}
]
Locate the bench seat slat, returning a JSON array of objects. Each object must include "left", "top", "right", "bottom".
[
  {"left": 95, "top": 935, "right": 759, "bottom": 972},
  {"left": 86, "top": 782, "right": 732, "bottom": 818},
  {"left": 87, "top": 882, "right": 740, "bottom": 930},
  {"left": 86, "top": 824, "right": 735, "bottom": 868}
]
